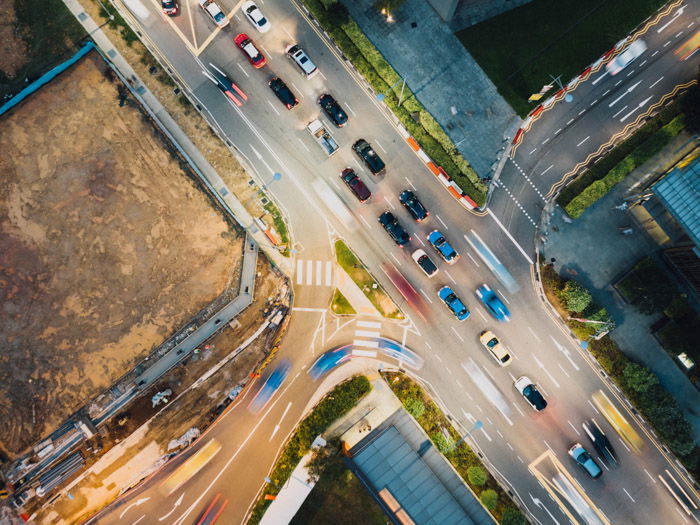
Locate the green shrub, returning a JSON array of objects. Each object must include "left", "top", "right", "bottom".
[
  {"left": 588, "top": 336, "right": 629, "bottom": 377},
  {"left": 564, "top": 180, "right": 609, "bottom": 218},
  {"left": 664, "top": 295, "right": 694, "bottom": 321},
  {"left": 431, "top": 432, "right": 452, "bottom": 454},
  {"left": 467, "top": 466, "right": 488, "bottom": 486},
  {"left": 480, "top": 489, "right": 498, "bottom": 510},
  {"left": 561, "top": 281, "right": 592, "bottom": 313},
  {"left": 622, "top": 362, "right": 659, "bottom": 393},
  {"left": 404, "top": 398, "right": 425, "bottom": 419},
  {"left": 501, "top": 507, "right": 527, "bottom": 525}
]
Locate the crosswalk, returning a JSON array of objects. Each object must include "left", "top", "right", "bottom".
[
  {"left": 295, "top": 260, "right": 333, "bottom": 287},
  {"left": 352, "top": 321, "right": 381, "bottom": 357}
]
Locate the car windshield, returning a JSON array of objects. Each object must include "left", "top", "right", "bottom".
[{"left": 486, "top": 338, "right": 498, "bottom": 348}]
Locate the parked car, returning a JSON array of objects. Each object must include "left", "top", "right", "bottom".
[
  {"left": 378, "top": 211, "right": 410, "bottom": 247},
  {"left": 235, "top": 34, "right": 266, "bottom": 68},
  {"left": 268, "top": 77, "right": 298, "bottom": 109},
  {"left": 352, "top": 139, "right": 386, "bottom": 175},
  {"left": 161, "top": 0, "right": 178, "bottom": 16},
  {"left": 318, "top": 94, "right": 348, "bottom": 127},
  {"left": 411, "top": 249, "right": 438, "bottom": 277},
  {"left": 476, "top": 284, "right": 510, "bottom": 322},
  {"left": 568, "top": 443, "right": 603, "bottom": 479},
  {"left": 203, "top": 64, "right": 247, "bottom": 106},
  {"left": 286, "top": 44, "right": 318, "bottom": 77},
  {"left": 582, "top": 420, "right": 618, "bottom": 467},
  {"left": 514, "top": 376, "right": 547, "bottom": 411},
  {"left": 340, "top": 169, "right": 370, "bottom": 203},
  {"left": 438, "top": 286, "right": 470, "bottom": 321},
  {"left": 479, "top": 330, "right": 511, "bottom": 366},
  {"left": 241, "top": 1, "right": 270, "bottom": 32},
  {"left": 606, "top": 39, "right": 647, "bottom": 75},
  {"left": 399, "top": 190, "right": 429, "bottom": 222},
  {"left": 427, "top": 230, "right": 458, "bottom": 264}
]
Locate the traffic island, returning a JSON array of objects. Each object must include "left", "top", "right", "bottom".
[{"left": 330, "top": 289, "right": 356, "bottom": 315}]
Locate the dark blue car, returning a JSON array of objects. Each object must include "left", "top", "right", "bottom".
[{"left": 438, "top": 286, "right": 470, "bottom": 321}]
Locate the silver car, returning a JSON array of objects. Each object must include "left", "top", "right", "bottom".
[{"left": 606, "top": 39, "right": 647, "bottom": 75}]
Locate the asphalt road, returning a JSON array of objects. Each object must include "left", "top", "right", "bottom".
[{"left": 92, "top": 1, "right": 700, "bottom": 524}]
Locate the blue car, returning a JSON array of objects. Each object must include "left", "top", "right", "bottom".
[
  {"left": 476, "top": 284, "right": 510, "bottom": 322},
  {"left": 438, "top": 286, "right": 470, "bottom": 321},
  {"left": 427, "top": 230, "right": 459, "bottom": 264},
  {"left": 568, "top": 443, "right": 602, "bottom": 479}
]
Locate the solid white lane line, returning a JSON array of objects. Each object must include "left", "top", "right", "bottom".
[
  {"left": 383, "top": 195, "right": 395, "bottom": 209},
  {"left": 306, "top": 260, "right": 313, "bottom": 285},
  {"left": 649, "top": 76, "right": 664, "bottom": 89},
  {"left": 577, "top": 136, "right": 590, "bottom": 147},
  {"left": 374, "top": 139, "right": 387, "bottom": 153},
  {"left": 292, "top": 307, "right": 327, "bottom": 312},
  {"left": 266, "top": 99, "right": 280, "bottom": 115},
  {"left": 644, "top": 469, "right": 657, "bottom": 484},
  {"left": 319, "top": 71, "right": 327, "bottom": 81},
  {"left": 419, "top": 288, "right": 434, "bottom": 304},
  {"left": 316, "top": 261, "right": 322, "bottom": 286},
  {"left": 296, "top": 137, "right": 310, "bottom": 152},
  {"left": 357, "top": 320, "right": 381, "bottom": 328},
  {"left": 296, "top": 260, "right": 303, "bottom": 284},
  {"left": 390, "top": 252, "right": 402, "bottom": 266},
  {"left": 404, "top": 176, "right": 417, "bottom": 190},
  {"left": 344, "top": 102, "right": 356, "bottom": 116},
  {"left": 612, "top": 105, "right": 628, "bottom": 119},
  {"left": 236, "top": 62, "right": 250, "bottom": 77},
  {"left": 567, "top": 420, "right": 581, "bottom": 436},
  {"left": 436, "top": 214, "right": 448, "bottom": 229},
  {"left": 451, "top": 326, "right": 465, "bottom": 342},
  {"left": 623, "top": 488, "right": 636, "bottom": 503},
  {"left": 325, "top": 262, "right": 332, "bottom": 286},
  {"left": 355, "top": 330, "right": 380, "bottom": 338},
  {"left": 466, "top": 252, "right": 480, "bottom": 267},
  {"left": 541, "top": 164, "right": 554, "bottom": 176},
  {"left": 674, "top": 507, "right": 689, "bottom": 523},
  {"left": 486, "top": 209, "right": 534, "bottom": 264},
  {"left": 526, "top": 327, "right": 542, "bottom": 342},
  {"left": 444, "top": 270, "right": 457, "bottom": 284}
]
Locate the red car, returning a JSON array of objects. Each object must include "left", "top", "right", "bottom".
[
  {"left": 234, "top": 33, "right": 266, "bottom": 68},
  {"left": 161, "top": 0, "right": 177, "bottom": 15}
]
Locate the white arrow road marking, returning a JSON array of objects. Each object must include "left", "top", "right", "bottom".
[
  {"left": 620, "top": 96, "right": 653, "bottom": 122},
  {"left": 120, "top": 498, "right": 151, "bottom": 519},
  {"left": 533, "top": 354, "right": 560, "bottom": 388},
  {"left": 158, "top": 493, "right": 184, "bottom": 521},
  {"left": 530, "top": 493, "right": 561, "bottom": 525},
  {"left": 270, "top": 402, "right": 293, "bottom": 441},
  {"left": 608, "top": 80, "right": 642, "bottom": 107},
  {"left": 549, "top": 336, "right": 580, "bottom": 370}
]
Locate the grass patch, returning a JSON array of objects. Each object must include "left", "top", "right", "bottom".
[
  {"left": 263, "top": 200, "right": 290, "bottom": 257},
  {"left": 249, "top": 376, "right": 371, "bottom": 524},
  {"left": 1, "top": 0, "right": 86, "bottom": 99},
  {"left": 457, "top": 0, "right": 668, "bottom": 116},
  {"left": 335, "top": 240, "right": 403, "bottom": 319},
  {"left": 330, "top": 289, "right": 356, "bottom": 315},
  {"left": 382, "top": 372, "right": 526, "bottom": 525}
]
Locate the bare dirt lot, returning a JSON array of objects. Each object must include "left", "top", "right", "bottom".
[{"left": 0, "top": 51, "right": 244, "bottom": 457}]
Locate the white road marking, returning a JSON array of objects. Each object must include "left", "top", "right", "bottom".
[
  {"left": 527, "top": 327, "right": 542, "bottom": 342},
  {"left": 566, "top": 118, "right": 574, "bottom": 125},
  {"left": 649, "top": 76, "right": 664, "bottom": 89},
  {"left": 451, "top": 326, "right": 465, "bottom": 342},
  {"left": 541, "top": 164, "right": 554, "bottom": 176},
  {"left": 577, "top": 136, "right": 590, "bottom": 147},
  {"left": 306, "top": 260, "right": 313, "bottom": 285},
  {"left": 612, "top": 105, "right": 628, "bottom": 119},
  {"left": 444, "top": 270, "right": 457, "bottom": 284},
  {"left": 688, "top": 21, "right": 695, "bottom": 28},
  {"left": 374, "top": 139, "right": 387, "bottom": 153},
  {"left": 425, "top": 341, "right": 432, "bottom": 349},
  {"left": 558, "top": 363, "right": 570, "bottom": 377},
  {"left": 486, "top": 209, "right": 534, "bottom": 264},
  {"left": 445, "top": 366, "right": 453, "bottom": 375},
  {"left": 618, "top": 437, "right": 631, "bottom": 453},
  {"left": 475, "top": 308, "right": 488, "bottom": 322},
  {"left": 296, "top": 260, "right": 303, "bottom": 284},
  {"left": 345, "top": 102, "right": 356, "bottom": 116},
  {"left": 623, "top": 488, "right": 636, "bottom": 502},
  {"left": 541, "top": 138, "right": 550, "bottom": 145},
  {"left": 404, "top": 176, "right": 417, "bottom": 190},
  {"left": 652, "top": 50, "right": 659, "bottom": 56},
  {"left": 567, "top": 420, "right": 581, "bottom": 436},
  {"left": 132, "top": 515, "right": 146, "bottom": 525},
  {"left": 543, "top": 440, "right": 553, "bottom": 452},
  {"left": 319, "top": 71, "right": 327, "bottom": 81},
  {"left": 589, "top": 99, "right": 598, "bottom": 106},
  {"left": 282, "top": 26, "right": 294, "bottom": 39},
  {"left": 496, "top": 429, "right": 503, "bottom": 438},
  {"left": 664, "top": 40, "right": 672, "bottom": 47},
  {"left": 602, "top": 89, "right": 610, "bottom": 96},
  {"left": 296, "top": 137, "right": 310, "bottom": 152},
  {"left": 419, "top": 288, "right": 434, "bottom": 304},
  {"left": 236, "top": 62, "right": 250, "bottom": 77},
  {"left": 269, "top": 402, "right": 293, "bottom": 440},
  {"left": 436, "top": 214, "right": 448, "bottom": 229},
  {"left": 549, "top": 336, "right": 581, "bottom": 370},
  {"left": 355, "top": 330, "right": 380, "bottom": 338},
  {"left": 456, "top": 380, "right": 463, "bottom": 388},
  {"left": 435, "top": 353, "right": 442, "bottom": 362},
  {"left": 466, "top": 252, "right": 480, "bottom": 267},
  {"left": 674, "top": 507, "right": 689, "bottom": 523},
  {"left": 383, "top": 195, "right": 395, "bottom": 209},
  {"left": 353, "top": 339, "right": 379, "bottom": 348},
  {"left": 325, "top": 262, "right": 332, "bottom": 286},
  {"left": 587, "top": 399, "right": 600, "bottom": 414},
  {"left": 390, "top": 252, "right": 402, "bottom": 266},
  {"left": 578, "top": 109, "right": 586, "bottom": 116},
  {"left": 615, "top": 80, "right": 622, "bottom": 86},
  {"left": 475, "top": 403, "right": 484, "bottom": 412},
  {"left": 357, "top": 320, "right": 381, "bottom": 328},
  {"left": 496, "top": 289, "right": 510, "bottom": 304},
  {"left": 316, "top": 261, "right": 322, "bottom": 286},
  {"left": 554, "top": 128, "right": 562, "bottom": 135},
  {"left": 529, "top": 148, "right": 537, "bottom": 155},
  {"left": 416, "top": 235, "right": 425, "bottom": 247},
  {"left": 592, "top": 71, "right": 608, "bottom": 85},
  {"left": 533, "top": 355, "right": 560, "bottom": 388},
  {"left": 290, "top": 81, "right": 303, "bottom": 98},
  {"left": 260, "top": 44, "right": 271, "bottom": 56},
  {"left": 517, "top": 456, "right": 524, "bottom": 464},
  {"left": 360, "top": 215, "right": 372, "bottom": 229},
  {"left": 639, "top": 59, "right": 647, "bottom": 67},
  {"left": 644, "top": 468, "right": 657, "bottom": 484},
  {"left": 512, "top": 402, "right": 525, "bottom": 417},
  {"left": 266, "top": 99, "right": 280, "bottom": 115},
  {"left": 292, "top": 307, "right": 327, "bottom": 312}
]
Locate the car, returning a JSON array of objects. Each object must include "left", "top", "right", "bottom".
[
  {"left": 438, "top": 286, "right": 469, "bottom": 321},
  {"left": 399, "top": 191, "right": 429, "bottom": 222},
  {"left": 196, "top": 493, "right": 229, "bottom": 525},
  {"left": 234, "top": 34, "right": 266, "bottom": 68},
  {"left": 203, "top": 64, "right": 248, "bottom": 107},
  {"left": 352, "top": 139, "right": 386, "bottom": 176},
  {"left": 479, "top": 330, "right": 511, "bottom": 366},
  {"left": 606, "top": 39, "right": 647, "bottom": 75},
  {"left": 241, "top": 1, "right": 270, "bottom": 32},
  {"left": 582, "top": 419, "right": 618, "bottom": 467},
  {"left": 411, "top": 249, "right": 438, "bottom": 277},
  {"left": 318, "top": 94, "right": 348, "bottom": 127},
  {"left": 340, "top": 168, "right": 371, "bottom": 203},
  {"left": 514, "top": 376, "right": 547, "bottom": 411},
  {"left": 286, "top": 44, "right": 318, "bottom": 77},
  {"left": 198, "top": 0, "right": 229, "bottom": 28},
  {"left": 427, "top": 230, "right": 458, "bottom": 264},
  {"left": 568, "top": 443, "right": 602, "bottom": 479},
  {"left": 268, "top": 77, "right": 298, "bottom": 110},
  {"left": 476, "top": 284, "right": 510, "bottom": 322},
  {"left": 378, "top": 211, "right": 410, "bottom": 247},
  {"left": 161, "top": 0, "right": 177, "bottom": 16}
]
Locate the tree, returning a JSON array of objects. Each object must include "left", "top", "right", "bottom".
[
  {"left": 502, "top": 507, "right": 527, "bottom": 525},
  {"left": 681, "top": 79, "right": 700, "bottom": 135},
  {"left": 480, "top": 489, "right": 498, "bottom": 510},
  {"left": 561, "top": 280, "right": 592, "bottom": 313},
  {"left": 467, "top": 466, "right": 487, "bottom": 486},
  {"left": 622, "top": 362, "right": 658, "bottom": 393},
  {"left": 326, "top": 2, "right": 349, "bottom": 27}
]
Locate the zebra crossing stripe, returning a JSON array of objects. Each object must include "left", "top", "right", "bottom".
[
  {"left": 296, "top": 260, "right": 303, "bottom": 285},
  {"left": 306, "top": 260, "right": 313, "bottom": 285},
  {"left": 325, "top": 262, "right": 332, "bottom": 286}
]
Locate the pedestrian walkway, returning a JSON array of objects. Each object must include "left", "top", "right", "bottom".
[
  {"left": 295, "top": 259, "right": 333, "bottom": 287},
  {"left": 352, "top": 320, "right": 382, "bottom": 354},
  {"left": 542, "top": 133, "right": 700, "bottom": 441},
  {"left": 335, "top": 268, "right": 381, "bottom": 316}
]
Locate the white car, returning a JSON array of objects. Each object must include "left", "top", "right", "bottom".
[
  {"left": 199, "top": 0, "right": 229, "bottom": 28},
  {"left": 241, "top": 1, "right": 271, "bottom": 33},
  {"left": 606, "top": 39, "right": 647, "bottom": 75},
  {"left": 411, "top": 249, "right": 438, "bottom": 278},
  {"left": 514, "top": 376, "right": 547, "bottom": 411},
  {"left": 479, "top": 330, "right": 511, "bottom": 366}
]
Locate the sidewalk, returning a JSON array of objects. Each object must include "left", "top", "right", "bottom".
[
  {"left": 542, "top": 133, "right": 700, "bottom": 441},
  {"left": 335, "top": 268, "right": 382, "bottom": 316}
]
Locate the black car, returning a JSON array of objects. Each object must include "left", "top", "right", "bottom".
[
  {"left": 399, "top": 190, "right": 429, "bottom": 222},
  {"left": 353, "top": 139, "right": 386, "bottom": 175},
  {"left": 583, "top": 420, "right": 618, "bottom": 467},
  {"left": 161, "top": 0, "right": 177, "bottom": 15},
  {"left": 340, "top": 168, "right": 371, "bottom": 203},
  {"left": 319, "top": 94, "right": 348, "bottom": 127},
  {"left": 268, "top": 77, "right": 298, "bottom": 109},
  {"left": 378, "top": 211, "right": 410, "bottom": 247}
]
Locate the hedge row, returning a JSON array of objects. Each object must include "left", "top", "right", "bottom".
[
  {"left": 563, "top": 115, "right": 685, "bottom": 218},
  {"left": 249, "top": 375, "right": 372, "bottom": 523},
  {"left": 300, "top": 0, "right": 487, "bottom": 206},
  {"left": 382, "top": 372, "right": 526, "bottom": 525},
  {"left": 557, "top": 100, "right": 683, "bottom": 207},
  {"left": 540, "top": 265, "right": 698, "bottom": 470}
]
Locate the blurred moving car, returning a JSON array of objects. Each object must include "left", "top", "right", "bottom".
[
  {"left": 428, "top": 230, "right": 458, "bottom": 264},
  {"left": 476, "top": 284, "right": 510, "bottom": 322},
  {"left": 353, "top": 139, "right": 386, "bottom": 175},
  {"left": 340, "top": 168, "right": 371, "bottom": 203},
  {"left": 235, "top": 34, "right": 266, "bottom": 68},
  {"left": 161, "top": 0, "right": 177, "bottom": 16},
  {"left": 268, "top": 77, "right": 298, "bottom": 109},
  {"left": 606, "top": 39, "right": 647, "bottom": 75},
  {"left": 319, "top": 94, "right": 348, "bottom": 127},
  {"left": 196, "top": 493, "right": 229, "bottom": 525},
  {"left": 400, "top": 190, "right": 429, "bottom": 222},
  {"left": 241, "top": 1, "right": 270, "bottom": 32},
  {"left": 378, "top": 211, "right": 410, "bottom": 247},
  {"left": 568, "top": 443, "right": 602, "bottom": 479},
  {"left": 203, "top": 64, "right": 247, "bottom": 106},
  {"left": 411, "top": 249, "right": 438, "bottom": 277},
  {"left": 479, "top": 330, "right": 511, "bottom": 366},
  {"left": 438, "top": 286, "right": 470, "bottom": 321},
  {"left": 286, "top": 44, "right": 318, "bottom": 77},
  {"left": 582, "top": 419, "right": 618, "bottom": 467},
  {"left": 514, "top": 376, "right": 547, "bottom": 411}
]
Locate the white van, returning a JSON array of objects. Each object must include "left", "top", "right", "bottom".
[{"left": 285, "top": 44, "right": 318, "bottom": 78}]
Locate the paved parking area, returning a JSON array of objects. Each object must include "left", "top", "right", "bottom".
[{"left": 344, "top": 0, "right": 519, "bottom": 178}]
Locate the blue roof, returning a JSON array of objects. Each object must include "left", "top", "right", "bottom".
[{"left": 652, "top": 156, "right": 700, "bottom": 248}]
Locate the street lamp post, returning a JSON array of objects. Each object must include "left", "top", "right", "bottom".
[
  {"left": 246, "top": 172, "right": 282, "bottom": 207},
  {"left": 447, "top": 420, "right": 483, "bottom": 452},
  {"left": 376, "top": 78, "right": 407, "bottom": 106}
]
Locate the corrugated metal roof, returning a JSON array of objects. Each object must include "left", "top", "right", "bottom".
[{"left": 653, "top": 157, "right": 700, "bottom": 247}]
